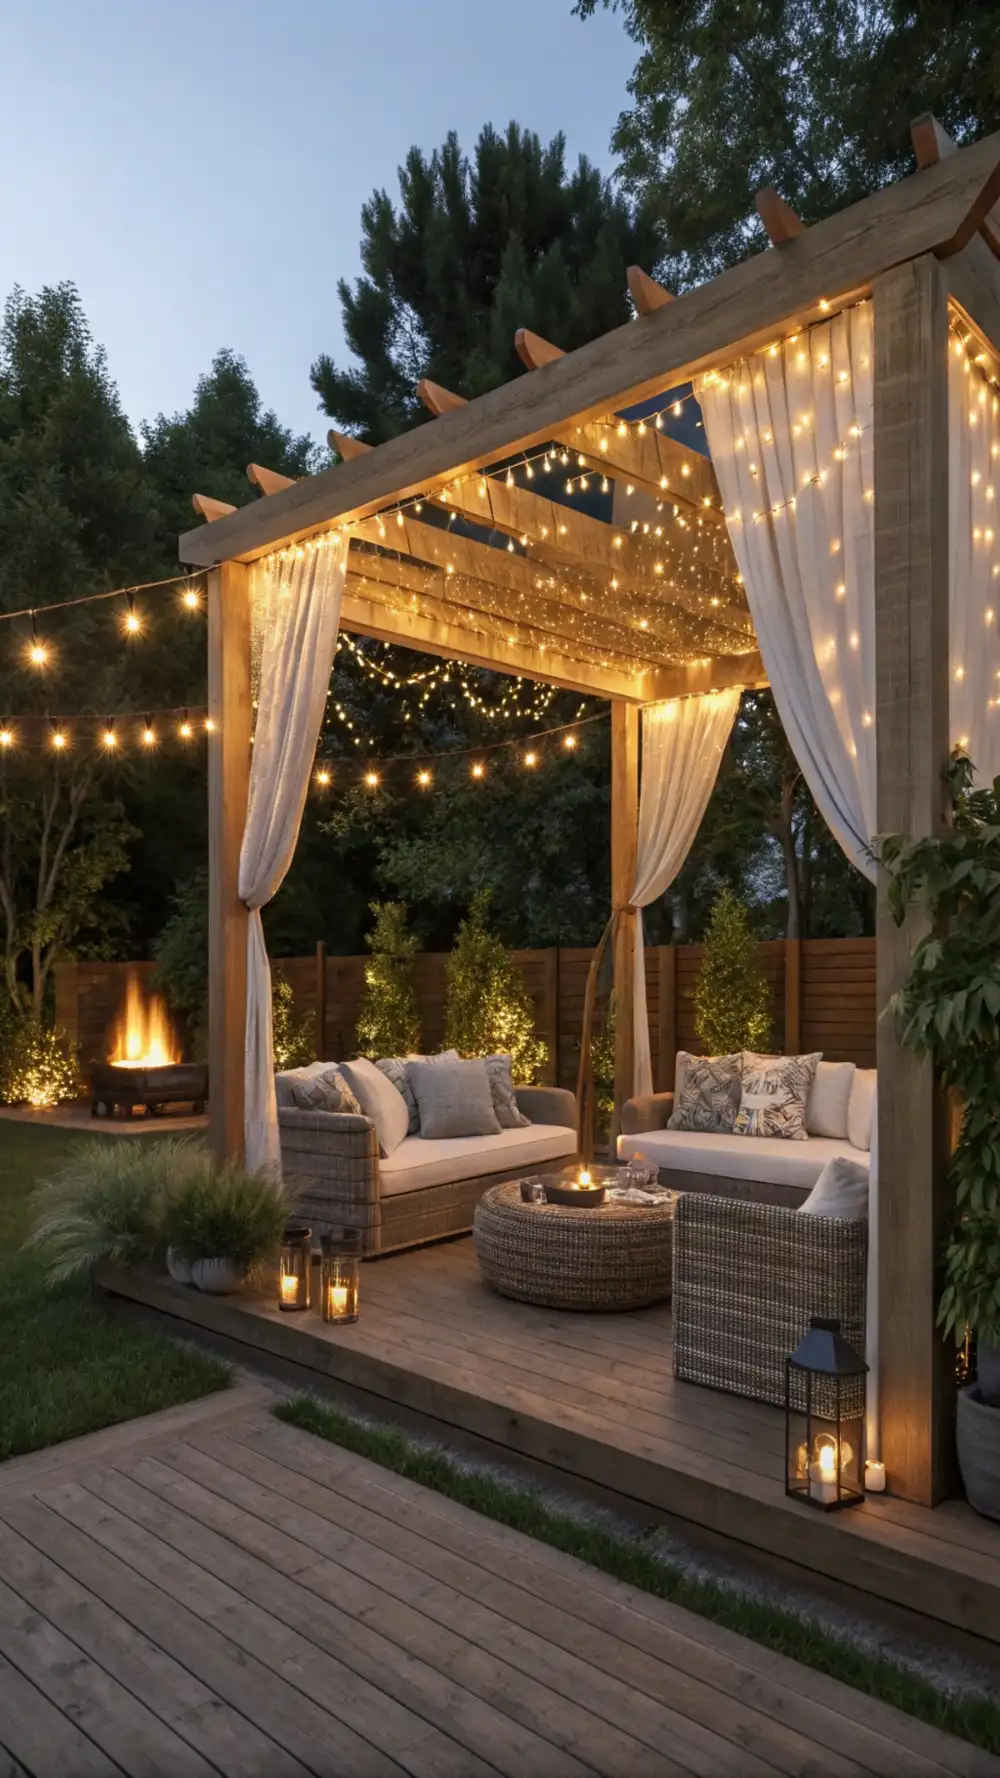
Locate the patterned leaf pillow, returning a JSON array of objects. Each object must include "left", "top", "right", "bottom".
[
  {"left": 734, "top": 1051, "right": 821, "bottom": 1140},
  {"left": 288, "top": 1069, "right": 362, "bottom": 1115},
  {"left": 667, "top": 1052, "right": 742, "bottom": 1134}
]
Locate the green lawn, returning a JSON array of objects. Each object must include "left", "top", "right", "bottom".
[{"left": 0, "top": 1121, "right": 228, "bottom": 1463}]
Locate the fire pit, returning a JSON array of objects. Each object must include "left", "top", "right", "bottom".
[{"left": 90, "top": 972, "right": 207, "bottom": 1119}]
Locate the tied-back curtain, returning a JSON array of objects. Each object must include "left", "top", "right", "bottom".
[
  {"left": 949, "top": 333, "right": 1000, "bottom": 781},
  {"left": 697, "top": 302, "right": 877, "bottom": 881},
  {"left": 631, "top": 689, "right": 740, "bottom": 1097},
  {"left": 242, "top": 534, "right": 348, "bottom": 1174}
]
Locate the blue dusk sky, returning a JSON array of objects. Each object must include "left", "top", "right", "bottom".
[{"left": 1, "top": 1, "right": 637, "bottom": 446}]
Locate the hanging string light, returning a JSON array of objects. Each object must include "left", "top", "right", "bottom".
[{"left": 27, "top": 614, "right": 48, "bottom": 669}]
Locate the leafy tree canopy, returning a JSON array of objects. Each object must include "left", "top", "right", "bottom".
[
  {"left": 312, "top": 121, "right": 660, "bottom": 440},
  {"left": 576, "top": 0, "right": 1000, "bottom": 286}
]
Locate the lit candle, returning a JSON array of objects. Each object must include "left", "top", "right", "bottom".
[
  {"left": 279, "top": 1272, "right": 299, "bottom": 1307},
  {"left": 577, "top": 1168, "right": 592, "bottom": 1188},
  {"left": 327, "top": 1283, "right": 350, "bottom": 1317},
  {"left": 864, "top": 1459, "right": 886, "bottom": 1493},
  {"left": 808, "top": 1439, "right": 839, "bottom": 1505}
]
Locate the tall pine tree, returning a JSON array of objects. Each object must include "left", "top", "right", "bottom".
[
  {"left": 311, "top": 122, "right": 660, "bottom": 441},
  {"left": 694, "top": 888, "right": 772, "bottom": 1055}
]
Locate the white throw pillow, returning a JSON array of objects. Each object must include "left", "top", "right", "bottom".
[
  {"left": 799, "top": 1155, "right": 869, "bottom": 1218},
  {"left": 805, "top": 1060, "right": 856, "bottom": 1140},
  {"left": 847, "top": 1068, "right": 877, "bottom": 1152},
  {"left": 339, "top": 1057, "right": 410, "bottom": 1157}
]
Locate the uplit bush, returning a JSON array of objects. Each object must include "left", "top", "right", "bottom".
[{"left": 0, "top": 1011, "right": 81, "bottom": 1108}]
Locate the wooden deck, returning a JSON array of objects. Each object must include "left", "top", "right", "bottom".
[
  {"left": 0, "top": 1384, "right": 997, "bottom": 1778},
  {"left": 99, "top": 1237, "right": 1000, "bottom": 1654}
]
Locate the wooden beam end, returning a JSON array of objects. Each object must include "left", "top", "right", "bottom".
[
  {"left": 192, "top": 493, "right": 237, "bottom": 523},
  {"left": 626, "top": 266, "right": 674, "bottom": 316},
  {"left": 327, "top": 430, "right": 373, "bottom": 461},
  {"left": 754, "top": 188, "right": 806, "bottom": 247},
  {"left": 416, "top": 378, "right": 468, "bottom": 417},
  {"left": 515, "top": 328, "right": 565, "bottom": 371}
]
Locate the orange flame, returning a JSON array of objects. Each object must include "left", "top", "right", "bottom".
[{"left": 109, "top": 971, "right": 179, "bottom": 1067}]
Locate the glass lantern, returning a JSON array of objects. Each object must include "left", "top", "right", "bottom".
[
  {"left": 277, "top": 1226, "right": 312, "bottom": 1312},
  {"left": 785, "top": 1316, "right": 867, "bottom": 1511},
  {"left": 320, "top": 1228, "right": 361, "bottom": 1325}
]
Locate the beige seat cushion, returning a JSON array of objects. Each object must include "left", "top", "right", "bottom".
[
  {"left": 617, "top": 1128, "right": 869, "bottom": 1192},
  {"left": 379, "top": 1123, "right": 576, "bottom": 1197}
]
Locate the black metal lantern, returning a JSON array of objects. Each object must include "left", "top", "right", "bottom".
[
  {"left": 278, "top": 1226, "right": 312, "bottom": 1312},
  {"left": 320, "top": 1228, "right": 361, "bottom": 1324},
  {"left": 785, "top": 1316, "right": 868, "bottom": 1510}
]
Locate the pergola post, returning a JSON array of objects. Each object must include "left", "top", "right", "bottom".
[
  {"left": 873, "top": 254, "right": 953, "bottom": 1504},
  {"left": 207, "top": 559, "right": 252, "bottom": 1164},
  {"left": 611, "top": 701, "right": 639, "bottom": 1141}
]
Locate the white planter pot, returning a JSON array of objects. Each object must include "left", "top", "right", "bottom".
[
  {"left": 166, "top": 1246, "right": 193, "bottom": 1285},
  {"left": 191, "top": 1257, "right": 246, "bottom": 1295}
]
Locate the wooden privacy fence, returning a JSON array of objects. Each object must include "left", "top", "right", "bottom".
[{"left": 56, "top": 936, "right": 876, "bottom": 1086}]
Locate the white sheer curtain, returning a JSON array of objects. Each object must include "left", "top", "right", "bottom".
[
  {"left": 242, "top": 534, "right": 348, "bottom": 1174},
  {"left": 949, "top": 334, "right": 1000, "bottom": 781},
  {"left": 631, "top": 690, "right": 741, "bottom": 1096},
  {"left": 697, "top": 302, "right": 877, "bottom": 881}
]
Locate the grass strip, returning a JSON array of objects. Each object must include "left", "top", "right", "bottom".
[{"left": 276, "top": 1392, "right": 1000, "bottom": 1756}]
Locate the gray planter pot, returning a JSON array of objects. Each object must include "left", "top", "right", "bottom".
[
  {"left": 978, "top": 1339, "right": 1000, "bottom": 1409},
  {"left": 191, "top": 1257, "right": 246, "bottom": 1295},
  {"left": 166, "top": 1246, "right": 193, "bottom": 1285},
  {"left": 956, "top": 1383, "right": 1000, "bottom": 1521}
]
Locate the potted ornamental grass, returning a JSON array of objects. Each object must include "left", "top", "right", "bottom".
[
  {"left": 163, "top": 1162, "right": 296, "bottom": 1294},
  {"left": 882, "top": 754, "right": 1000, "bottom": 1518}
]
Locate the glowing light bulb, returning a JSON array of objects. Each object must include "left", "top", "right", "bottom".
[
  {"left": 203, "top": 717, "right": 215, "bottom": 732},
  {"left": 179, "top": 718, "right": 193, "bottom": 739},
  {"left": 29, "top": 641, "right": 48, "bottom": 668},
  {"left": 182, "top": 588, "right": 200, "bottom": 610},
  {"left": 315, "top": 767, "right": 331, "bottom": 786},
  {"left": 102, "top": 726, "right": 118, "bottom": 750},
  {"left": 471, "top": 762, "right": 485, "bottom": 779},
  {"left": 524, "top": 751, "right": 537, "bottom": 768},
  {"left": 0, "top": 728, "right": 12, "bottom": 748},
  {"left": 416, "top": 769, "right": 432, "bottom": 787},
  {"left": 365, "top": 770, "right": 379, "bottom": 789},
  {"left": 563, "top": 734, "right": 577, "bottom": 750},
  {"left": 51, "top": 728, "right": 67, "bottom": 749},
  {"left": 142, "top": 726, "right": 156, "bottom": 746}
]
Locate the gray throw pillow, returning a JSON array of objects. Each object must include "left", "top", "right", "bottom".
[
  {"left": 734, "top": 1051, "right": 821, "bottom": 1141},
  {"left": 799, "top": 1155, "right": 869, "bottom": 1218},
  {"left": 288, "top": 1069, "right": 361, "bottom": 1114},
  {"left": 485, "top": 1054, "right": 531, "bottom": 1128},
  {"left": 405, "top": 1057, "right": 502, "bottom": 1140},
  {"left": 376, "top": 1057, "right": 420, "bottom": 1134},
  {"left": 667, "top": 1052, "right": 742, "bottom": 1134}
]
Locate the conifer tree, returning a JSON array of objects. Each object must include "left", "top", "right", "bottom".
[
  {"left": 443, "top": 890, "right": 547, "bottom": 1082},
  {"left": 355, "top": 902, "right": 421, "bottom": 1059},
  {"left": 694, "top": 888, "right": 772, "bottom": 1055}
]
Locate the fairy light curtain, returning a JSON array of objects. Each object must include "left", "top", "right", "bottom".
[
  {"left": 631, "top": 689, "right": 741, "bottom": 1097},
  {"left": 697, "top": 302, "right": 877, "bottom": 882},
  {"left": 242, "top": 534, "right": 349, "bottom": 1174},
  {"left": 949, "top": 330, "right": 1000, "bottom": 779}
]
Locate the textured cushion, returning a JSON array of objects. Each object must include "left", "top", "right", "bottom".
[
  {"left": 406, "top": 1058, "right": 502, "bottom": 1140},
  {"left": 734, "top": 1051, "right": 820, "bottom": 1140},
  {"left": 274, "top": 1061, "right": 333, "bottom": 1109},
  {"left": 379, "top": 1123, "right": 576, "bottom": 1196},
  {"left": 667, "top": 1052, "right": 742, "bottom": 1134},
  {"left": 805, "top": 1060, "right": 855, "bottom": 1140},
  {"left": 376, "top": 1058, "right": 420, "bottom": 1134},
  {"left": 799, "top": 1154, "right": 870, "bottom": 1218},
  {"left": 617, "top": 1127, "right": 869, "bottom": 1191},
  {"left": 485, "top": 1054, "right": 531, "bottom": 1128},
  {"left": 339, "top": 1057, "right": 410, "bottom": 1157},
  {"left": 376, "top": 1050, "right": 461, "bottom": 1135},
  {"left": 287, "top": 1069, "right": 361, "bottom": 1115},
  {"left": 848, "top": 1068, "right": 877, "bottom": 1152}
]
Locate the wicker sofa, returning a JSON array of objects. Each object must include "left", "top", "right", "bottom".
[
  {"left": 278, "top": 1081, "right": 578, "bottom": 1256},
  {"left": 619, "top": 1082, "right": 870, "bottom": 1407}
]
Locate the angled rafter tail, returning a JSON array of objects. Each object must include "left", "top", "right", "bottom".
[
  {"left": 627, "top": 265, "right": 674, "bottom": 316},
  {"left": 416, "top": 378, "right": 468, "bottom": 416},
  {"left": 755, "top": 187, "right": 806, "bottom": 246}
]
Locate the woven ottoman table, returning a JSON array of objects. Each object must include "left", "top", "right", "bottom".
[{"left": 473, "top": 1178, "right": 674, "bottom": 1311}]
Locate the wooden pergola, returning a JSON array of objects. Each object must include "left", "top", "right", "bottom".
[{"left": 182, "top": 116, "right": 1000, "bottom": 1508}]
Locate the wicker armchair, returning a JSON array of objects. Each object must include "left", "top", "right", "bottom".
[
  {"left": 672, "top": 1193, "right": 867, "bottom": 1408},
  {"left": 279, "top": 1086, "right": 578, "bottom": 1257}
]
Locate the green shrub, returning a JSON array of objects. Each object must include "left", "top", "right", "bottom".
[
  {"left": 355, "top": 901, "right": 421, "bottom": 1059},
  {"left": 444, "top": 889, "right": 547, "bottom": 1082},
  {"left": 694, "top": 888, "right": 772, "bottom": 1054},
  {"left": 271, "top": 968, "right": 315, "bottom": 1070}
]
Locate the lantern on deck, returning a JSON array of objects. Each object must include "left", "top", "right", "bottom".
[
  {"left": 320, "top": 1228, "right": 361, "bottom": 1324},
  {"left": 785, "top": 1316, "right": 867, "bottom": 1511},
  {"left": 278, "top": 1226, "right": 312, "bottom": 1312}
]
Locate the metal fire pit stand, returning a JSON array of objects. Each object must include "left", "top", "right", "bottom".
[{"left": 90, "top": 1062, "right": 209, "bottom": 1119}]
